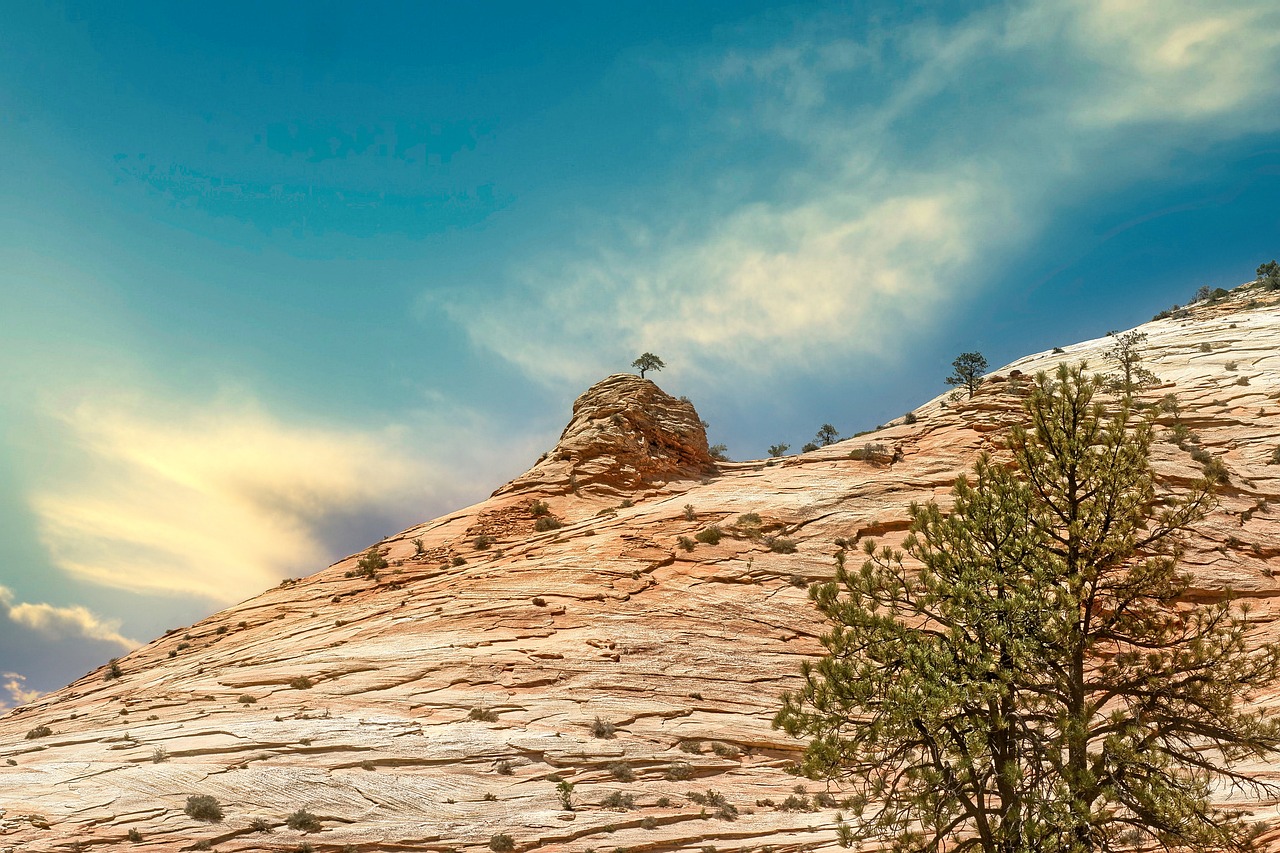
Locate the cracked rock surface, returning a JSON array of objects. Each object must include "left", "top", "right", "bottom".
[{"left": 3, "top": 289, "right": 1280, "bottom": 851}]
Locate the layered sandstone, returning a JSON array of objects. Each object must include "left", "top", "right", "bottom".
[{"left": 2, "top": 286, "right": 1279, "bottom": 853}]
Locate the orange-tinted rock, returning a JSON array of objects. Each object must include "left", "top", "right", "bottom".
[{"left": 1, "top": 288, "right": 1279, "bottom": 851}]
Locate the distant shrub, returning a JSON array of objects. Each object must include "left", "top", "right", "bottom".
[
  {"left": 694, "top": 526, "right": 722, "bottom": 545},
  {"left": 1052, "top": 346, "right": 1065, "bottom": 354},
  {"left": 533, "top": 516, "right": 563, "bottom": 532},
  {"left": 676, "top": 535, "right": 696, "bottom": 552},
  {"left": 641, "top": 815, "right": 659, "bottom": 829},
  {"left": 412, "top": 537, "right": 427, "bottom": 556},
  {"left": 127, "top": 828, "right": 143, "bottom": 842},
  {"left": 289, "top": 676, "right": 314, "bottom": 690},
  {"left": 237, "top": 694, "right": 257, "bottom": 705},
  {"left": 687, "top": 789, "right": 738, "bottom": 820},
  {"left": 451, "top": 555, "right": 467, "bottom": 566},
  {"left": 489, "top": 834, "right": 516, "bottom": 853},
  {"left": 1237, "top": 376, "right": 1250, "bottom": 385},
  {"left": 679, "top": 740, "right": 702, "bottom": 754},
  {"left": 151, "top": 747, "right": 168, "bottom": 763},
  {"left": 665, "top": 761, "right": 694, "bottom": 781},
  {"left": 608, "top": 761, "right": 634, "bottom": 782},
  {"left": 496, "top": 759, "right": 513, "bottom": 775},
  {"left": 104, "top": 659, "right": 122, "bottom": 681},
  {"left": 789, "top": 574, "right": 810, "bottom": 590},
  {"left": 683, "top": 504, "right": 696, "bottom": 521},
  {"left": 25, "top": 725, "right": 52, "bottom": 739},
  {"left": 903, "top": 411, "right": 918, "bottom": 424},
  {"left": 779, "top": 794, "right": 812, "bottom": 811},
  {"left": 529, "top": 500, "right": 551, "bottom": 517},
  {"left": 285, "top": 809, "right": 321, "bottom": 832},
  {"left": 468, "top": 706, "right": 499, "bottom": 722},
  {"left": 711, "top": 741, "right": 741, "bottom": 759},
  {"left": 1270, "top": 447, "right": 1280, "bottom": 465},
  {"left": 532, "top": 596, "right": 547, "bottom": 606},
  {"left": 590, "top": 716, "right": 616, "bottom": 739},
  {"left": 708, "top": 443, "right": 730, "bottom": 461},
  {"left": 801, "top": 442, "right": 819, "bottom": 453},
  {"left": 601, "top": 791, "right": 637, "bottom": 810},
  {"left": 1225, "top": 360, "right": 1238, "bottom": 371},
  {"left": 353, "top": 547, "right": 388, "bottom": 579},
  {"left": 184, "top": 794, "right": 223, "bottom": 822},
  {"left": 473, "top": 534, "right": 496, "bottom": 550},
  {"left": 483, "top": 792, "right": 497, "bottom": 801},
  {"left": 767, "top": 537, "right": 797, "bottom": 554},
  {"left": 1202, "top": 456, "right": 1231, "bottom": 485}
]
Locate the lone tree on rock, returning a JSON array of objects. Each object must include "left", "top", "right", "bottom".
[
  {"left": 1105, "top": 329, "right": 1158, "bottom": 395},
  {"left": 945, "top": 351, "right": 988, "bottom": 398},
  {"left": 776, "top": 364, "right": 1280, "bottom": 853},
  {"left": 632, "top": 352, "right": 665, "bottom": 379}
]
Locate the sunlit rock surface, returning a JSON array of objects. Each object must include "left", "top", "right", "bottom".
[{"left": 3, "top": 287, "right": 1280, "bottom": 852}]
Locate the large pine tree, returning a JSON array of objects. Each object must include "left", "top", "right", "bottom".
[{"left": 776, "top": 363, "right": 1280, "bottom": 852}]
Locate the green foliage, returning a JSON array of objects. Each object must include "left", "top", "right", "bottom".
[
  {"left": 944, "top": 351, "right": 988, "bottom": 398},
  {"left": 665, "top": 761, "right": 694, "bottom": 780},
  {"left": 237, "top": 694, "right": 257, "bottom": 704},
  {"left": 412, "top": 537, "right": 427, "bottom": 556},
  {"left": 349, "top": 547, "right": 388, "bottom": 579},
  {"left": 285, "top": 809, "right": 321, "bottom": 832},
  {"left": 489, "top": 833, "right": 516, "bottom": 852},
  {"left": 902, "top": 411, "right": 918, "bottom": 425},
  {"left": 184, "top": 794, "right": 223, "bottom": 823},
  {"left": 468, "top": 706, "right": 499, "bottom": 722},
  {"left": 631, "top": 352, "right": 665, "bottom": 378},
  {"left": 1257, "top": 259, "right": 1280, "bottom": 289},
  {"left": 813, "top": 424, "right": 840, "bottom": 447},
  {"left": 533, "top": 516, "right": 563, "bottom": 532},
  {"left": 104, "top": 659, "right": 122, "bottom": 680},
  {"left": 767, "top": 443, "right": 790, "bottom": 457},
  {"left": 601, "top": 790, "right": 636, "bottom": 810},
  {"left": 1105, "top": 329, "right": 1158, "bottom": 394},
  {"left": 556, "top": 779, "right": 575, "bottom": 810},
  {"left": 289, "top": 676, "right": 313, "bottom": 690},
  {"left": 608, "top": 761, "right": 634, "bottom": 782},
  {"left": 529, "top": 500, "right": 551, "bottom": 517},
  {"left": 683, "top": 503, "right": 696, "bottom": 521},
  {"left": 694, "top": 526, "right": 722, "bottom": 545},
  {"left": 776, "top": 364, "right": 1280, "bottom": 853},
  {"left": 25, "top": 725, "right": 51, "bottom": 739},
  {"left": 767, "top": 536, "right": 797, "bottom": 554},
  {"left": 127, "top": 828, "right": 143, "bottom": 843},
  {"left": 473, "top": 534, "right": 496, "bottom": 550},
  {"left": 676, "top": 535, "right": 696, "bottom": 552},
  {"left": 801, "top": 442, "right": 819, "bottom": 453},
  {"left": 708, "top": 443, "right": 730, "bottom": 461}
]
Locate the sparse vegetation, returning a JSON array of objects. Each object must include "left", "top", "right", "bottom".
[
  {"left": 413, "top": 537, "right": 427, "bottom": 556},
  {"left": 1105, "top": 330, "right": 1158, "bottom": 394},
  {"left": 496, "top": 759, "right": 513, "bottom": 775},
  {"left": 631, "top": 352, "right": 665, "bottom": 379},
  {"left": 767, "top": 443, "right": 790, "bottom": 457},
  {"left": 151, "top": 746, "right": 168, "bottom": 763},
  {"left": 556, "top": 779, "right": 575, "bottom": 810},
  {"left": 250, "top": 817, "right": 273, "bottom": 833},
  {"left": 710, "top": 741, "right": 740, "bottom": 759},
  {"left": 708, "top": 443, "right": 730, "bottom": 461},
  {"left": 812, "top": 424, "right": 840, "bottom": 447},
  {"left": 686, "top": 789, "right": 738, "bottom": 820},
  {"left": 237, "top": 694, "right": 257, "bottom": 705},
  {"left": 451, "top": 555, "right": 467, "bottom": 566},
  {"left": 489, "top": 833, "right": 516, "bottom": 853},
  {"left": 468, "top": 706, "right": 499, "bottom": 722},
  {"left": 683, "top": 503, "right": 695, "bottom": 521},
  {"left": 184, "top": 794, "right": 223, "bottom": 823},
  {"left": 533, "top": 516, "right": 563, "bottom": 532},
  {"left": 902, "top": 411, "right": 918, "bottom": 425},
  {"left": 676, "top": 535, "right": 696, "bottom": 552},
  {"left": 127, "top": 828, "right": 143, "bottom": 842},
  {"left": 25, "top": 725, "right": 51, "bottom": 740},
  {"left": 473, "top": 534, "right": 496, "bottom": 550},
  {"left": 608, "top": 761, "right": 634, "bottom": 782},
  {"left": 530, "top": 500, "right": 550, "bottom": 517},
  {"left": 104, "top": 659, "right": 122, "bottom": 680},
  {"left": 945, "top": 351, "right": 987, "bottom": 398},
  {"left": 694, "top": 526, "right": 722, "bottom": 545},
  {"left": 600, "top": 791, "right": 637, "bottom": 810},
  {"left": 285, "top": 809, "right": 321, "bottom": 832},
  {"left": 679, "top": 739, "right": 702, "bottom": 754},
  {"left": 590, "top": 716, "right": 617, "bottom": 739},
  {"left": 767, "top": 536, "right": 797, "bottom": 554},
  {"left": 665, "top": 761, "right": 694, "bottom": 781},
  {"left": 289, "top": 676, "right": 314, "bottom": 690},
  {"left": 532, "top": 596, "right": 547, "bottom": 606},
  {"left": 789, "top": 574, "right": 809, "bottom": 590},
  {"left": 1258, "top": 259, "right": 1280, "bottom": 290},
  {"left": 350, "top": 547, "right": 388, "bottom": 579}
]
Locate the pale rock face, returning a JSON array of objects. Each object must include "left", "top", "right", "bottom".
[{"left": 2, "top": 288, "right": 1280, "bottom": 851}]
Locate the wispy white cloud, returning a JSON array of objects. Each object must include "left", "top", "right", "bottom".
[
  {"left": 28, "top": 389, "right": 441, "bottom": 602},
  {"left": 0, "top": 671, "right": 42, "bottom": 709},
  {"left": 0, "top": 586, "right": 136, "bottom": 651},
  {"left": 435, "top": 0, "right": 1280, "bottom": 388}
]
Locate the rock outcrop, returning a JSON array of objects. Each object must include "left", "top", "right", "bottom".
[
  {"left": 2, "top": 286, "right": 1279, "bottom": 852},
  {"left": 495, "top": 373, "right": 718, "bottom": 499}
]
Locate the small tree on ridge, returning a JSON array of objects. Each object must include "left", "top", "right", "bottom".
[
  {"left": 945, "top": 351, "right": 988, "bottom": 398},
  {"left": 632, "top": 352, "right": 665, "bottom": 378}
]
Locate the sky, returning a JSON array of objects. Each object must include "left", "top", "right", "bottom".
[{"left": 2, "top": 0, "right": 1279, "bottom": 704}]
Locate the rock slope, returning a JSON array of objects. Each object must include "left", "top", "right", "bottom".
[{"left": 2, "top": 286, "right": 1280, "bottom": 852}]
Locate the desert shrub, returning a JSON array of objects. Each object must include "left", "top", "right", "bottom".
[
  {"left": 710, "top": 741, "right": 740, "bottom": 759},
  {"left": 532, "top": 596, "right": 547, "bottom": 606},
  {"left": 1237, "top": 376, "right": 1250, "bottom": 385},
  {"left": 468, "top": 706, "right": 499, "bottom": 722},
  {"left": 451, "top": 555, "right": 467, "bottom": 566},
  {"left": 285, "top": 809, "right": 321, "bottom": 832},
  {"left": 767, "top": 536, "right": 797, "bottom": 554},
  {"left": 687, "top": 789, "right": 738, "bottom": 820},
  {"left": 1052, "top": 346, "right": 1066, "bottom": 354},
  {"left": 683, "top": 503, "right": 696, "bottom": 520},
  {"left": 192, "top": 842, "right": 212, "bottom": 851},
  {"left": 1269, "top": 447, "right": 1280, "bottom": 465},
  {"left": 126, "top": 828, "right": 143, "bottom": 842},
  {"left": 1202, "top": 456, "right": 1231, "bottom": 485},
  {"left": 679, "top": 740, "right": 703, "bottom": 754},
  {"left": 903, "top": 411, "right": 918, "bottom": 424},
  {"left": 105, "top": 659, "right": 123, "bottom": 680},
  {"left": 608, "top": 761, "right": 634, "bottom": 782},
  {"left": 779, "top": 794, "right": 812, "bottom": 811},
  {"left": 289, "top": 676, "right": 314, "bottom": 690},
  {"left": 789, "top": 574, "right": 810, "bottom": 589},
  {"left": 676, "top": 535, "right": 696, "bottom": 552},
  {"left": 184, "top": 794, "right": 223, "bottom": 822},
  {"left": 814, "top": 791, "right": 839, "bottom": 808},
  {"left": 665, "top": 761, "right": 694, "bottom": 781},
  {"left": 151, "top": 747, "right": 168, "bottom": 763},
  {"left": 641, "top": 815, "right": 659, "bottom": 830},
  {"left": 529, "top": 500, "right": 550, "bottom": 517},
  {"left": 298, "top": 844, "right": 315, "bottom": 853},
  {"left": 216, "top": 625, "right": 228, "bottom": 635},
  {"left": 237, "top": 694, "right": 257, "bottom": 705},
  {"left": 354, "top": 547, "right": 388, "bottom": 579},
  {"left": 496, "top": 759, "right": 513, "bottom": 775},
  {"left": 361, "top": 760, "right": 375, "bottom": 771},
  {"left": 657, "top": 796, "right": 672, "bottom": 807},
  {"left": 249, "top": 817, "right": 272, "bottom": 832},
  {"left": 694, "top": 526, "right": 722, "bottom": 545},
  {"left": 600, "top": 791, "right": 636, "bottom": 810},
  {"left": 177, "top": 642, "right": 190, "bottom": 650},
  {"left": 490, "top": 834, "right": 516, "bottom": 852},
  {"left": 1169, "top": 423, "right": 1193, "bottom": 446},
  {"left": 473, "top": 534, "right": 496, "bottom": 550},
  {"left": 1159, "top": 394, "right": 1181, "bottom": 417},
  {"left": 737, "top": 512, "right": 762, "bottom": 526},
  {"left": 591, "top": 716, "right": 617, "bottom": 739},
  {"left": 1225, "top": 360, "right": 1238, "bottom": 371},
  {"left": 556, "top": 779, "right": 575, "bottom": 810},
  {"left": 533, "top": 516, "right": 562, "bottom": 532},
  {"left": 801, "top": 442, "right": 819, "bottom": 453},
  {"left": 483, "top": 792, "right": 497, "bottom": 801},
  {"left": 25, "top": 725, "right": 52, "bottom": 739},
  {"left": 412, "top": 537, "right": 427, "bottom": 556},
  {"left": 709, "top": 443, "right": 730, "bottom": 461}
]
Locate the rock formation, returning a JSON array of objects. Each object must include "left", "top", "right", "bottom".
[{"left": 2, "top": 285, "right": 1279, "bottom": 852}]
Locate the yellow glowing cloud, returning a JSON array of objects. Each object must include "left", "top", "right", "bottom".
[
  {"left": 30, "top": 392, "right": 430, "bottom": 602},
  {"left": 0, "top": 671, "right": 42, "bottom": 709},
  {"left": 0, "top": 585, "right": 137, "bottom": 650}
]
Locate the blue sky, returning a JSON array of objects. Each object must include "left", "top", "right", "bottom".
[{"left": 2, "top": 0, "right": 1279, "bottom": 702}]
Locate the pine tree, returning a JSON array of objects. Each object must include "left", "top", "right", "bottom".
[
  {"left": 1105, "top": 330, "right": 1158, "bottom": 395},
  {"left": 631, "top": 352, "right": 665, "bottom": 378},
  {"left": 946, "top": 352, "right": 988, "bottom": 398},
  {"left": 776, "top": 364, "right": 1280, "bottom": 853}
]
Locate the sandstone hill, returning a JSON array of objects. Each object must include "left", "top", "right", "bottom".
[{"left": 3, "top": 285, "right": 1280, "bottom": 853}]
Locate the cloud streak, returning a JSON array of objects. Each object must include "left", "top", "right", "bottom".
[
  {"left": 29, "top": 390, "right": 435, "bottom": 602},
  {"left": 0, "top": 671, "right": 42, "bottom": 709},
  {"left": 0, "top": 586, "right": 137, "bottom": 651},
  {"left": 436, "top": 0, "right": 1280, "bottom": 388}
]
